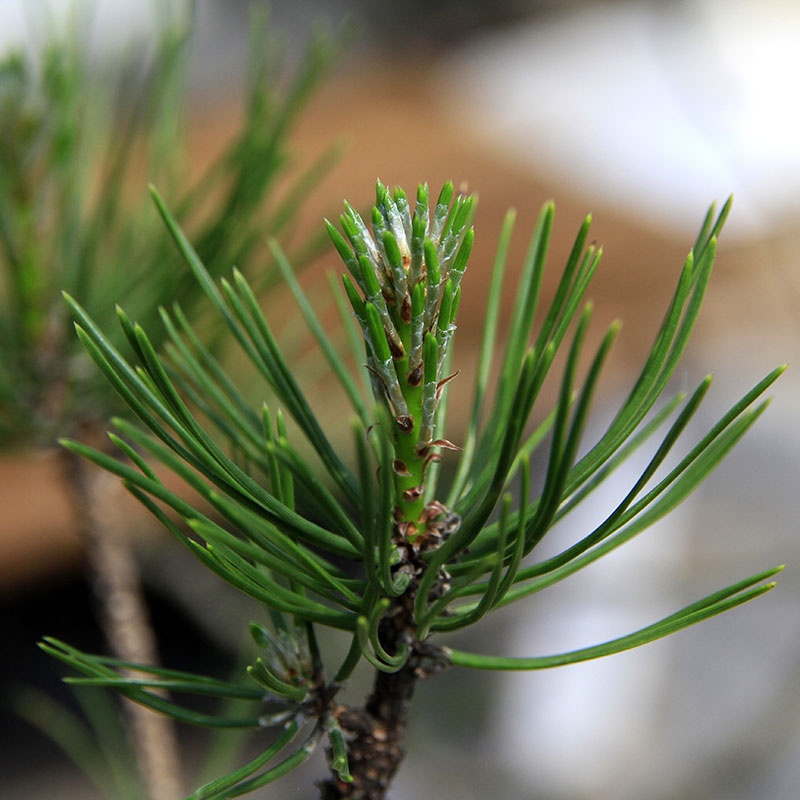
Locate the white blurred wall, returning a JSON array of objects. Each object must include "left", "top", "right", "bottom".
[{"left": 441, "top": 0, "right": 800, "bottom": 239}]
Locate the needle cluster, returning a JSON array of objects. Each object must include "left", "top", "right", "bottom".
[{"left": 43, "top": 182, "right": 783, "bottom": 799}]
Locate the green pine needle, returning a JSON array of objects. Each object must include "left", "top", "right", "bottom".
[{"left": 44, "top": 180, "right": 783, "bottom": 797}]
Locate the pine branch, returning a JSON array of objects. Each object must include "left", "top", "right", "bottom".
[{"left": 42, "top": 181, "right": 783, "bottom": 799}]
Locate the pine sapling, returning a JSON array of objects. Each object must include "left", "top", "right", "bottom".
[{"left": 46, "top": 181, "right": 783, "bottom": 799}]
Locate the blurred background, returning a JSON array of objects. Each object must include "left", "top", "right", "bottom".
[{"left": 2, "top": 1, "right": 798, "bottom": 798}]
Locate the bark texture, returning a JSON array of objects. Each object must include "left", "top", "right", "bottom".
[
  {"left": 318, "top": 656, "right": 419, "bottom": 799},
  {"left": 61, "top": 448, "right": 183, "bottom": 800},
  {"left": 317, "top": 582, "right": 448, "bottom": 799}
]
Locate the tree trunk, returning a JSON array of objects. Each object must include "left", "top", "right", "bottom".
[{"left": 61, "top": 447, "right": 183, "bottom": 800}]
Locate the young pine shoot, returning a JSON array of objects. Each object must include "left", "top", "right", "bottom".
[{"left": 47, "top": 181, "right": 783, "bottom": 799}]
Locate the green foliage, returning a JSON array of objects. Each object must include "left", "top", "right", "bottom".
[
  {"left": 10, "top": 682, "right": 143, "bottom": 800},
  {"left": 49, "top": 182, "right": 782, "bottom": 796},
  {"left": 0, "top": 7, "right": 341, "bottom": 447}
]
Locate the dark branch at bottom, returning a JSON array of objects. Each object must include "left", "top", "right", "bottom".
[{"left": 318, "top": 590, "right": 448, "bottom": 799}]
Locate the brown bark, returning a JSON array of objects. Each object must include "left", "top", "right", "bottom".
[
  {"left": 318, "top": 656, "right": 419, "bottom": 800},
  {"left": 317, "top": 583, "right": 448, "bottom": 799},
  {"left": 60, "top": 447, "right": 183, "bottom": 800}
]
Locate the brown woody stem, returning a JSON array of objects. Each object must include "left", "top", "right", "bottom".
[
  {"left": 318, "top": 578, "right": 449, "bottom": 799},
  {"left": 60, "top": 446, "right": 183, "bottom": 800}
]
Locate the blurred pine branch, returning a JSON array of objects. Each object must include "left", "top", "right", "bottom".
[
  {"left": 2, "top": 5, "right": 344, "bottom": 799},
  {"left": 0, "top": 4, "right": 343, "bottom": 448}
]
